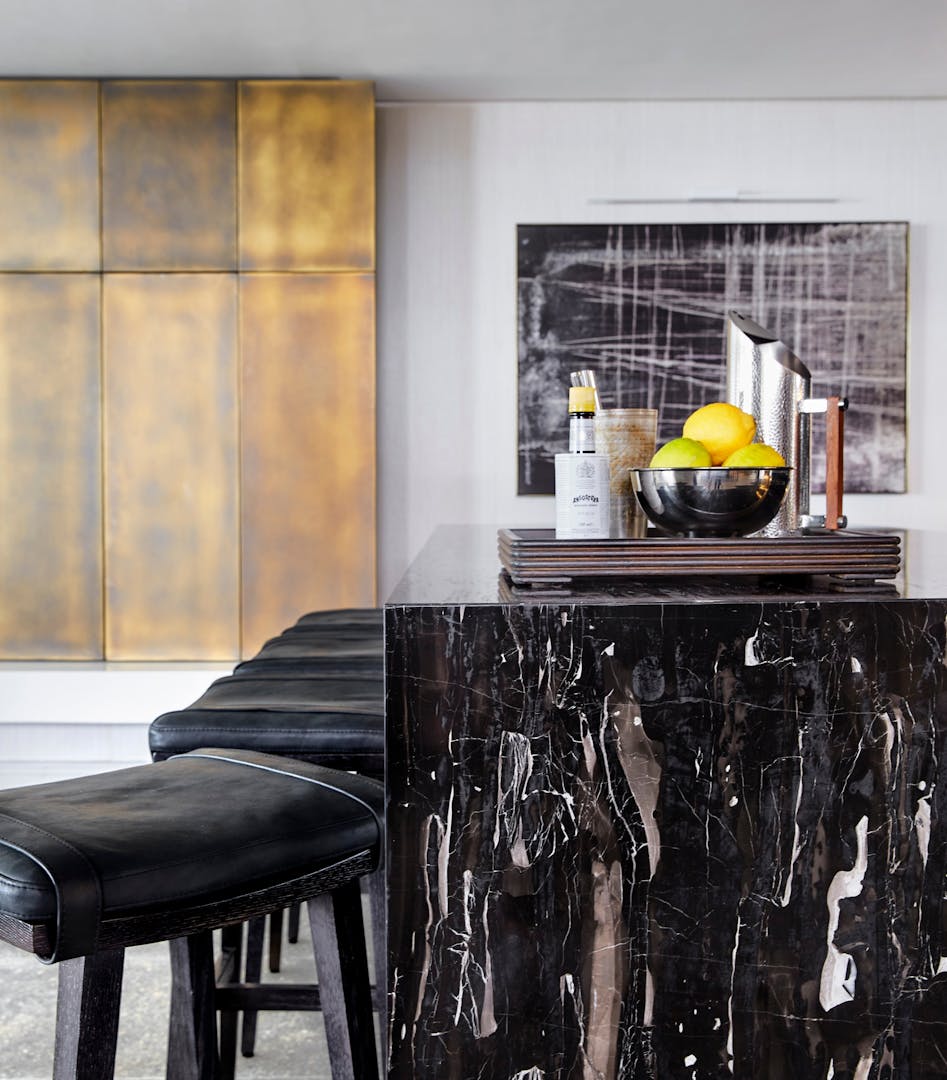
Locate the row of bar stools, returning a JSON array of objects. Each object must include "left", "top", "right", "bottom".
[
  {"left": 147, "top": 608, "right": 386, "bottom": 1070},
  {"left": 150, "top": 609, "right": 384, "bottom": 776},
  {"left": 0, "top": 748, "right": 382, "bottom": 1080},
  {"left": 231, "top": 610, "right": 385, "bottom": 972},
  {"left": 230, "top": 611, "right": 386, "bottom": 1057}
]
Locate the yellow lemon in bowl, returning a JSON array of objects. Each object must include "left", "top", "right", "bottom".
[
  {"left": 682, "top": 402, "right": 756, "bottom": 465},
  {"left": 721, "top": 443, "right": 786, "bottom": 468},
  {"left": 649, "top": 437, "right": 713, "bottom": 468}
]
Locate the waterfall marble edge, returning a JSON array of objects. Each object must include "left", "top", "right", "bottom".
[{"left": 385, "top": 596, "right": 947, "bottom": 1080}]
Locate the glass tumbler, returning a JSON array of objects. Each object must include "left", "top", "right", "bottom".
[{"left": 593, "top": 408, "right": 658, "bottom": 538}]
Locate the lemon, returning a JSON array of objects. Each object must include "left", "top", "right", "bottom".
[
  {"left": 682, "top": 402, "right": 756, "bottom": 465},
  {"left": 722, "top": 443, "right": 786, "bottom": 468},
  {"left": 649, "top": 437, "right": 713, "bottom": 469}
]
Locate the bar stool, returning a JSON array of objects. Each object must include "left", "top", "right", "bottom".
[
  {"left": 227, "top": 609, "right": 382, "bottom": 676},
  {"left": 148, "top": 608, "right": 386, "bottom": 1065},
  {"left": 0, "top": 747, "right": 382, "bottom": 1080},
  {"left": 148, "top": 676, "right": 384, "bottom": 787}
]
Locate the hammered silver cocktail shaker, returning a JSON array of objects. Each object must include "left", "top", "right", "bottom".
[{"left": 725, "top": 310, "right": 845, "bottom": 535}]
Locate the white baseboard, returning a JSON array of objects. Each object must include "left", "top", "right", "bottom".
[{"left": 0, "top": 663, "right": 231, "bottom": 790}]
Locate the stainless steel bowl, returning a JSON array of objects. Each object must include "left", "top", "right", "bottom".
[{"left": 629, "top": 467, "right": 792, "bottom": 537}]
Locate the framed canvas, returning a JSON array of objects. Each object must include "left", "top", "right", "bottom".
[{"left": 517, "top": 222, "right": 909, "bottom": 495}]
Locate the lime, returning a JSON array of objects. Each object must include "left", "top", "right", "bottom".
[
  {"left": 722, "top": 443, "right": 786, "bottom": 468},
  {"left": 649, "top": 437, "right": 713, "bottom": 468},
  {"left": 682, "top": 402, "right": 756, "bottom": 465}
]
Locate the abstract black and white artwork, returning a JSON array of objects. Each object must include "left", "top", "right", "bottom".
[{"left": 517, "top": 223, "right": 908, "bottom": 495}]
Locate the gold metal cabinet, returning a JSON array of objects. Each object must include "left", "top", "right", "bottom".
[
  {"left": 238, "top": 80, "right": 375, "bottom": 272},
  {"left": 102, "top": 80, "right": 237, "bottom": 271},
  {"left": 0, "top": 81, "right": 100, "bottom": 271},
  {"left": 240, "top": 273, "right": 376, "bottom": 657},
  {"left": 0, "top": 275, "right": 103, "bottom": 658},
  {"left": 0, "top": 79, "right": 376, "bottom": 660},
  {"left": 103, "top": 274, "right": 240, "bottom": 660}
]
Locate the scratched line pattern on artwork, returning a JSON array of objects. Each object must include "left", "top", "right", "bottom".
[{"left": 517, "top": 222, "right": 908, "bottom": 495}]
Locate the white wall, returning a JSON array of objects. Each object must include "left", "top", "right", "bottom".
[
  {"left": 376, "top": 98, "right": 947, "bottom": 596},
  {"left": 0, "top": 664, "right": 230, "bottom": 787}
]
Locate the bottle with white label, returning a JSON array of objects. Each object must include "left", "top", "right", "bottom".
[{"left": 555, "top": 386, "right": 611, "bottom": 539}]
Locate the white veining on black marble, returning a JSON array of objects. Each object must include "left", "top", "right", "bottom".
[
  {"left": 820, "top": 815, "right": 869, "bottom": 1013},
  {"left": 386, "top": 593, "right": 947, "bottom": 1079}
]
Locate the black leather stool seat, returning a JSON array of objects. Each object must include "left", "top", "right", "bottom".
[
  {"left": 187, "top": 674, "right": 384, "bottom": 712},
  {"left": 149, "top": 675, "right": 385, "bottom": 776},
  {"left": 0, "top": 748, "right": 383, "bottom": 1078},
  {"left": 240, "top": 630, "right": 382, "bottom": 670},
  {"left": 271, "top": 624, "right": 381, "bottom": 649},
  {"left": 243, "top": 604, "right": 381, "bottom": 657},
  {"left": 149, "top": 708, "right": 384, "bottom": 776},
  {"left": 0, "top": 748, "right": 382, "bottom": 960},
  {"left": 233, "top": 655, "right": 383, "bottom": 678},
  {"left": 232, "top": 609, "right": 384, "bottom": 675},
  {"left": 263, "top": 624, "right": 382, "bottom": 647},
  {"left": 251, "top": 630, "right": 381, "bottom": 660}
]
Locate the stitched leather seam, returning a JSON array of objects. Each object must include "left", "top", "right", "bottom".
[
  {"left": 0, "top": 847, "right": 376, "bottom": 921},
  {"left": 0, "top": 874, "right": 49, "bottom": 893},
  {"left": 0, "top": 813, "right": 376, "bottom": 890},
  {"left": 177, "top": 753, "right": 384, "bottom": 832},
  {"left": 0, "top": 810, "right": 103, "bottom": 964},
  {"left": 155, "top": 748, "right": 380, "bottom": 756}
]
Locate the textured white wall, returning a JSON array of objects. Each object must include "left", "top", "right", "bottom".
[{"left": 376, "top": 98, "right": 947, "bottom": 596}]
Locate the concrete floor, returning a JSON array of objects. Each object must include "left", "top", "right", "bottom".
[{"left": 0, "top": 917, "right": 338, "bottom": 1080}]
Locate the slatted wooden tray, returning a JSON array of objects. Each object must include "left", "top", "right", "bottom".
[
  {"left": 498, "top": 528, "right": 901, "bottom": 585},
  {"left": 497, "top": 571, "right": 901, "bottom": 603}
]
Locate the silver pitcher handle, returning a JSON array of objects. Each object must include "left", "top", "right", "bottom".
[{"left": 798, "top": 397, "right": 848, "bottom": 530}]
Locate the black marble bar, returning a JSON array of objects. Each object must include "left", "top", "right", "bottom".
[{"left": 385, "top": 526, "right": 947, "bottom": 1080}]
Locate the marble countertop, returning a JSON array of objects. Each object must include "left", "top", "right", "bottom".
[
  {"left": 387, "top": 524, "right": 947, "bottom": 606},
  {"left": 385, "top": 529, "right": 947, "bottom": 1077}
]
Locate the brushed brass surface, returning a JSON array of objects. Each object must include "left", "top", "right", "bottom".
[
  {"left": 103, "top": 274, "right": 239, "bottom": 659},
  {"left": 240, "top": 274, "right": 376, "bottom": 657},
  {"left": 0, "top": 81, "right": 100, "bottom": 271},
  {"left": 102, "top": 81, "right": 237, "bottom": 271},
  {"left": 238, "top": 80, "right": 375, "bottom": 271},
  {"left": 0, "top": 276, "right": 102, "bottom": 658},
  {"left": 0, "top": 78, "right": 377, "bottom": 661}
]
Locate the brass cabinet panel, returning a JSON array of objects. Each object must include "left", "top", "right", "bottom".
[
  {"left": 0, "top": 276, "right": 102, "bottom": 658},
  {"left": 0, "top": 81, "right": 100, "bottom": 271},
  {"left": 102, "top": 81, "right": 237, "bottom": 271},
  {"left": 104, "top": 275, "right": 239, "bottom": 659},
  {"left": 240, "top": 274, "right": 376, "bottom": 656},
  {"left": 238, "top": 81, "right": 375, "bottom": 272}
]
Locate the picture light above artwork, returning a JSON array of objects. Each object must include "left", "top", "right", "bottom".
[{"left": 589, "top": 192, "right": 844, "bottom": 205}]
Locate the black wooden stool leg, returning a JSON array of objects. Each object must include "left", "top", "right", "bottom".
[
  {"left": 216, "top": 922, "right": 243, "bottom": 1080},
  {"left": 287, "top": 901, "right": 301, "bottom": 943},
  {"left": 308, "top": 878, "right": 379, "bottom": 1080},
  {"left": 167, "top": 933, "right": 220, "bottom": 1080},
  {"left": 239, "top": 916, "right": 265, "bottom": 1057},
  {"left": 367, "top": 864, "right": 388, "bottom": 1068},
  {"left": 268, "top": 907, "right": 284, "bottom": 973},
  {"left": 53, "top": 947, "right": 125, "bottom": 1080}
]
